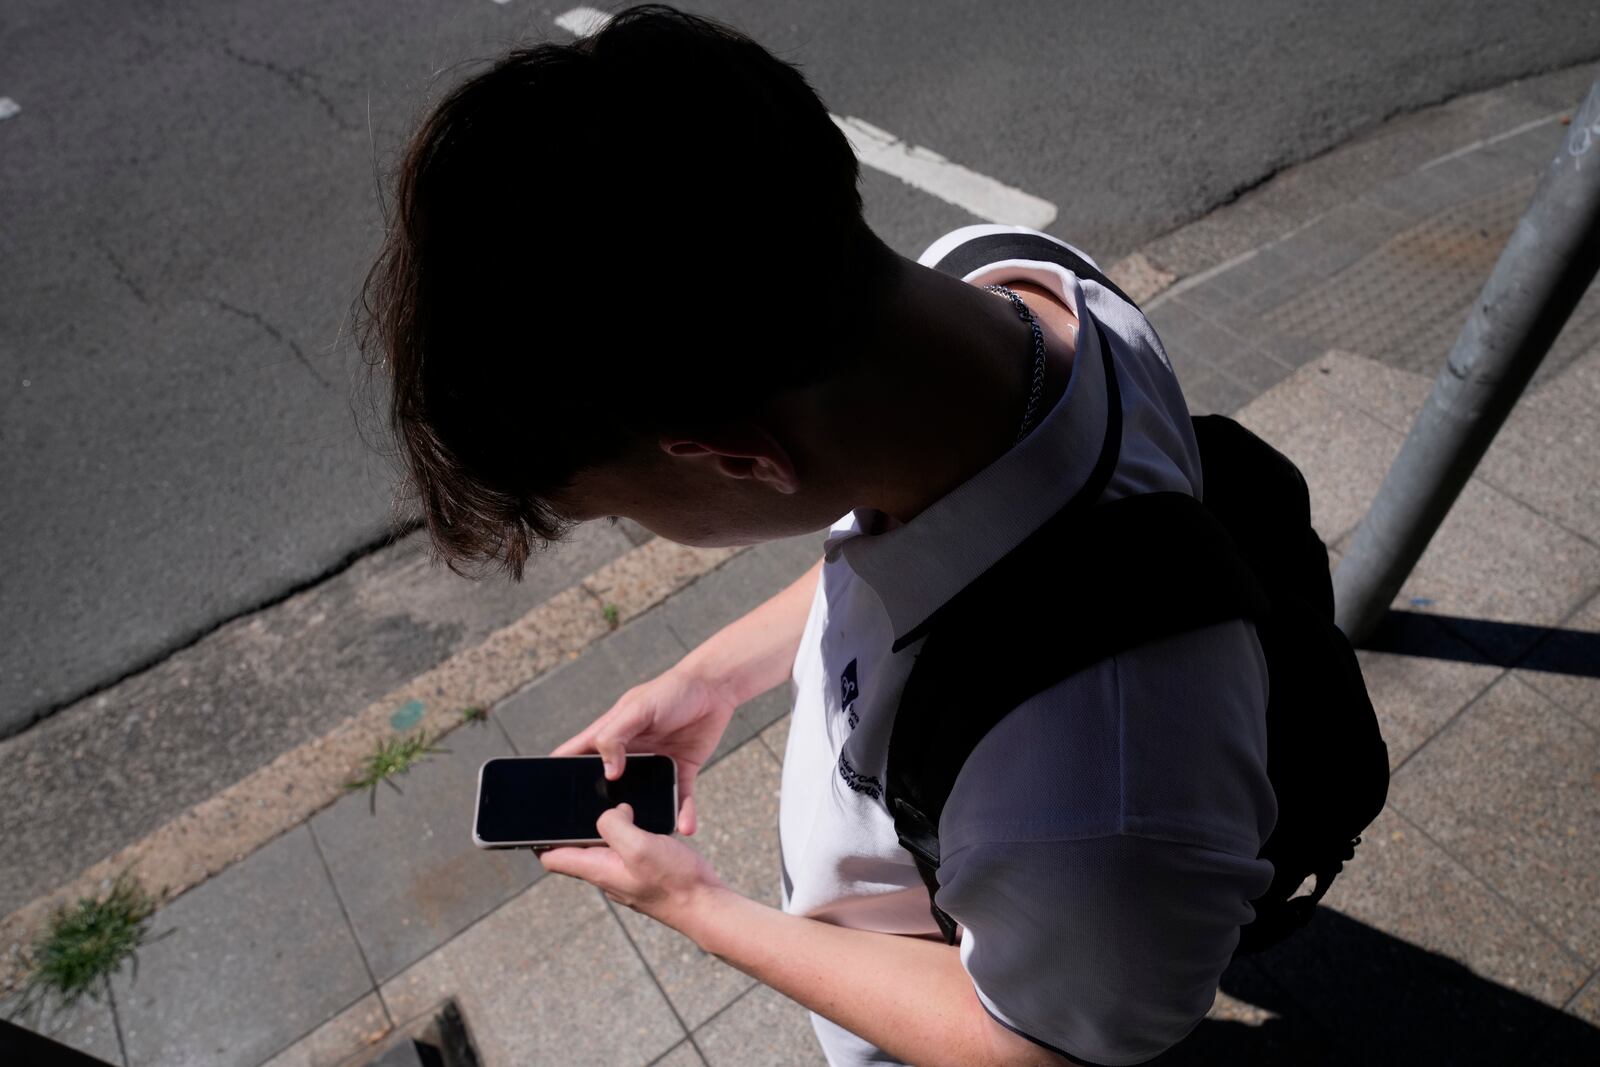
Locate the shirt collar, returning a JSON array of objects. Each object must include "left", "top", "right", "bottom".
[{"left": 824, "top": 258, "right": 1114, "bottom": 647}]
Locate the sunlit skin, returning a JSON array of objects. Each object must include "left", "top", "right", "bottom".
[{"left": 538, "top": 254, "right": 1087, "bottom": 1066}]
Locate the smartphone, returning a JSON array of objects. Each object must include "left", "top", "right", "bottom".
[{"left": 471, "top": 754, "right": 678, "bottom": 849}]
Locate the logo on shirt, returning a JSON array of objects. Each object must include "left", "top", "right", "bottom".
[
  {"left": 837, "top": 752, "right": 882, "bottom": 800},
  {"left": 841, "top": 658, "right": 860, "bottom": 730}
]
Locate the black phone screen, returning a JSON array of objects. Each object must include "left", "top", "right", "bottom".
[{"left": 474, "top": 755, "right": 676, "bottom": 845}]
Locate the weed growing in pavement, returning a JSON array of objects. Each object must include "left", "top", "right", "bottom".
[
  {"left": 461, "top": 705, "right": 488, "bottom": 724},
  {"left": 346, "top": 730, "right": 449, "bottom": 813},
  {"left": 7, "top": 869, "right": 171, "bottom": 1027},
  {"left": 603, "top": 603, "right": 621, "bottom": 630}
]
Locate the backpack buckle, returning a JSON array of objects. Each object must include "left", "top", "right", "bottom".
[{"left": 890, "top": 797, "right": 941, "bottom": 866}]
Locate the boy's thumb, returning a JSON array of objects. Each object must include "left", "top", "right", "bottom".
[{"left": 598, "top": 739, "right": 626, "bottom": 778}]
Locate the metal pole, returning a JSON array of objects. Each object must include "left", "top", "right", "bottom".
[{"left": 1333, "top": 77, "right": 1600, "bottom": 644}]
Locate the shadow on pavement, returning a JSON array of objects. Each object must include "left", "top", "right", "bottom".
[
  {"left": 1154, "top": 908, "right": 1600, "bottom": 1065},
  {"left": 1362, "top": 608, "right": 1600, "bottom": 676}
]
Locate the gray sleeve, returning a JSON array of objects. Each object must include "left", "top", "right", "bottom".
[
  {"left": 936, "top": 834, "right": 1274, "bottom": 1066},
  {"left": 928, "top": 619, "right": 1277, "bottom": 1065}
]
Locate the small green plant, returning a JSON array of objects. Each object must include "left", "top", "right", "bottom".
[
  {"left": 8, "top": 869, "right": 170, "bottom": 1027},
  {"left": 461, "top": 705, "right": 488, "bottom": 724},
  {"left": 346, "top": 730, "right": 449, "bottom": 813},
  {"left": 602, "top": 603, "right": 621, "bottom": 630}
]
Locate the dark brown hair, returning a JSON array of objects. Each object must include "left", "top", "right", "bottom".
[{"left": 355, "top": 3, "right": 894, "bottom": 581}]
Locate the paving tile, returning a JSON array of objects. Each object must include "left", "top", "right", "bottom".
[
  {"left": 1240, "top": 805, "right": 1591, "bottom": 1064},
  {"left": 768, "top": 528, "right": 831, "bottom": 576},
  {"left": 1270, "top": 200, "right": 1405, "bottom": 283},
  {"left": 0, "top": 986, "right": 125, "bottom": 1065},
  {"left": 694, "top": 983, "right": 827, "bottom": 1067},
  {"left": 1513, "top": 590, "right": 1600, "bottom": 733},
  {"left": 110, "top": 826, "right": 372, "bottom": 1067},
  {"left": 1151, "top": 962, "right": 1347, "bottom": 1066},
  {"left": 1535, "top": 279, "right": 1600, "bottom": 387},
  {"left": 1241, "top": 323, "right": 1329, "bottom": 371},
  {"left": 1190, "top": 164, "right": 1338, "bottom": 243},
  {"left": 1366, "top": 164, "right": 1473, "bottom": 225},
  {"left": 1250, "top": 883, "right": 1594, "bottom": 1064},
  {"left": 1142, "top": 197, "right": 1300, "bottom": 279},
  {"left": 709, "top": 686, "right": 793, "bottom": 771},
  {"left": 1239, "top": 324, "right": 1597, "bottom": 635},
  {"left": 1158, "top": 285, "right": 1263, "bottom": 351},
  {"left": 258, "top": 992, "right": 390, "bottom": 1067},
  {"left": 495, "top": 611, "right": 690, "bottom": 758},
  {"left": 1488, "top": 119, "right": 1571, "bottom": 173},
  {"left": 1475, "top": 344, "right": 1600, "bottom": 546},
  {"left": 1388, "top": 674, "right": 1600, "bottom": 964},
  {"left": 1145, "top": 299, "right": 1233, "bottom": 381},
  {"left": 1197, "top": 247, "right": 1318, "bottom": 319},
  {"left": 1232, "top": 358, "right": 1403, "bottom": 544},
  {"left": 611, "top": 742, "right": 781, "bottom": 1029},
  {"left": 310, "top": 720, "right": 535, "bottom": 983},
  {"left": 0, "top": 516, "right": 637, "bottom": 921},
  {"left": 1177, "top": 368, "right": 1256, "bottom": 417},
  {"left": 1301, "top": 349, "right": 1431, "bottom": 431},
  {"left": 1212, "top": 347, "right": 1295, "bottom": 399},
  {"left": 757, "top": 712, "right": 791, "bottom": 768},
  {"left": 650, "top": 1038, "right": 710, "bottom": 1066},
  {"left": 1162, "top": 295, "right": 1304, "bottom": 403},
  {"left": 1393, "top": 477, "right": 1600, "bottom": 662},
  {"left": 616, "top": 518, "right": 657, "bottom": 547},
  {"left": 382, "top": 875, "right": 683, "bottom": 1067},
  {"left": 1433, "top": 138, "right": 1547, "bottom": 203},
  {"left": 1107, "top": 251, "right": 1178, "bottom": 305},
  {"left": 1315, "top": 806, "right": 1586, "bottom": 1004},
  {"left": 1354, "top": 622, "right": 1504, "bottom": 771},
  {"left": 660, "top": 536, "right": 825, "bottom": 653},
  {"left": 1569, "top": 970, "right": 1600, "bottom": 1026}
]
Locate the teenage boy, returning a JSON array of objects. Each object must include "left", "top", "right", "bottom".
[{"left": 358, "top": 6, "right": 1274, "bottom": 1064}]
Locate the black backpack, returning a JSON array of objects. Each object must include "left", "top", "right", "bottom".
[{"left": 885, "top": 232, "right": 1390, "bottom": 956}]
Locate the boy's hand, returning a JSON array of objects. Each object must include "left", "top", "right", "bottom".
[
  {"left": 549, "top": 661, "right": 740, "bottom": 837},
  {"left": 537, "top": 803, "right": 730, "bottom": 931}
]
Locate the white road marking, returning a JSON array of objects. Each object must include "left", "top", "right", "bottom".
[
  {"left": 831, "top": 114, "right": 1056, "bottom": 227},
  {"left": 555, "top": 6, "right": 612, "bottom": 36},
  {"left": 0, "top": 97, "right": 20, "bottom": 121},
  {"left": 550, "top": 10, "right": 1057, "bottom": 228}
]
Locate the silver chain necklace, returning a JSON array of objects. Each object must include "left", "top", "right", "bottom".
[{"left": 984, "top": 284, "right": 1048, "bottom": 443}]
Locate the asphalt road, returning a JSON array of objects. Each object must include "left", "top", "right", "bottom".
[{"left": 3, "top": 0, "right": 1597, "bottom": 736}]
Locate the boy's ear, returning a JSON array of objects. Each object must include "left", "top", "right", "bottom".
[{"left": 660, "top": 424, "right": 799, "bottom": 494}]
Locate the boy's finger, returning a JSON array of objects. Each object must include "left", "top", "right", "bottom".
[
  {"left": 550, "top": 700, "right": 632, "bottom": 757},
  {"left": 597, "top": 803, "right": 647, "bottom": 859},
  {"left": 675, "top": 771, "right": 697, "bottom": 835},
  {"left": 595, "top": 733, "right": 629, "bottom": 779},
  {"left": 535, "top": 845, "right": 598, "bottom": 879},
  {"left": 538, "top": 843, "right": 625, "bottom": 884},
  {"left": 548, "top": 729, "right": 593, "bottom": 757}
]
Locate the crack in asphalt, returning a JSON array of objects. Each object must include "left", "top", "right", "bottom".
[
  {"left": 96, "top": 239, "right": 152, "bottom": 306},
  {"left": 219, "top": 41, "right": 358, "bottom": 133},
  {"left": 210, "top": 296, "right": 335, "bottom": 389}
]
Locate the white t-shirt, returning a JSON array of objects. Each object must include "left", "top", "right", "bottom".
[{"left": 776, "top": 224, "right": 1277, "bottom": 1067}]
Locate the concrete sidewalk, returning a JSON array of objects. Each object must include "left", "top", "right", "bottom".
[{"left": 6, "top": 64, "right": 1600, "bottom": 1066}]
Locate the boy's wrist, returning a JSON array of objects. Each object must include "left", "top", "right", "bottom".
[
  {"left": 672, "top": 882, "right": 751, "bottom": 954},
  {"left": 674, "top": 645, "right": 756, "bottom": 710}
]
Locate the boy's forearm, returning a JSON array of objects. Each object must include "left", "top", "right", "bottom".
[
  {"left": 677, "top": 556, "right": 823, "bottom": 706},
  {"left": 675, "top": 887, "right": 1050, "bottom": 1067}
]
